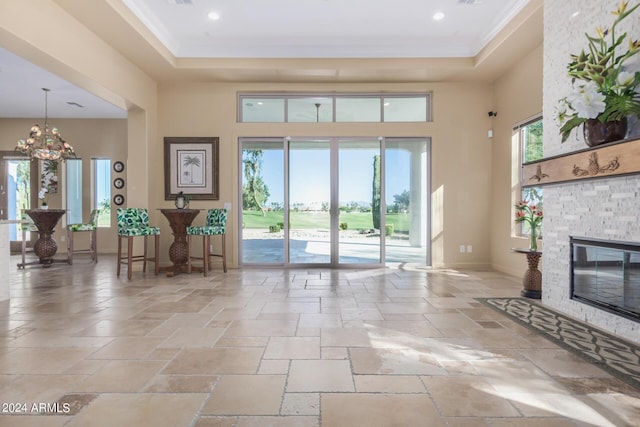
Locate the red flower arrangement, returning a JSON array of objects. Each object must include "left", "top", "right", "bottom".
[{"left": 514, "top": 201, "right": 543, "bottom": 251}]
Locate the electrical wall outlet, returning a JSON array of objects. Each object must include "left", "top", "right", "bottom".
[
  {"left": 459, "top": 245, "right": 466, "bottom": 253},
  {"left": 224, "top": 202, "right": 232, "bottom": 211},
  {"left": 466, "top": 245, "right": 472, "bottom": 253}
]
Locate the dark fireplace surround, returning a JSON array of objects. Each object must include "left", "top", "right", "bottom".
[{"left": 570, "top": 236, "right": 640, "bottom": 322}]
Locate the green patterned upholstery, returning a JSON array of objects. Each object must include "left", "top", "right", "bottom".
[
  {"left": 67, "top": 209, "right": 101, "bottom": 265},
  {"left": 68, "top": 209, "right": 100, "bottom": 231},
  {"left": 117, "top": 208, "right": 160, "bottom": 236},
  {"left": 186, "top": 208, "right": 227, "bottom": 274},
  {"left": 116, "top": 208, "right": 160, "bottom": 279},
  {"left": 187, "top": 208, "right": 227, "bottom": 236}
]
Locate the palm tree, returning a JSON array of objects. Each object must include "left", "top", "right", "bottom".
[
  {"left": 182, "top": 155, "right": 201, "bottom": 184},
  {"left": 372, "top": 155, "right": 381, "bottom": 229},
  {"left": 242, "top": 150, "right": 268, "bottom": 216}
]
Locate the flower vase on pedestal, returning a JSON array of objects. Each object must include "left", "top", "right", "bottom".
[{"left": 514, "top": 201, "right": 543, "bottom": 299}]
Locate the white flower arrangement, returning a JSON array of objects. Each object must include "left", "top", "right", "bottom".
[
  {"left": 38, "top": 188, "right": 49, "bottom": 206},
  {"left": 556, "top": 1, "right": 640, "bottom": 142}
]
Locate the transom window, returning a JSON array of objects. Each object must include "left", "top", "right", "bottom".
[{"left": 238, "top": 93, "right": 431, "bottom": 123}]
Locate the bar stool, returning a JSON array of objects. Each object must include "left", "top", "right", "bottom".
[
  {"left": 67, "top": 209, "right": 100, "bottom": 264},
  {"left": 116, "top": 208, "right": 160, "bottom": 280},
  {"left": 186, "top": 208, "right": 227, "bottom": 275},
  {"left": 17, "top": 210, "right": 38, "bottom": 269}
]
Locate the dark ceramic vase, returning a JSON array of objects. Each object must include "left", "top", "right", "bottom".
[{"left": 583, "top": 117, "right": 627, "bottom": 147}]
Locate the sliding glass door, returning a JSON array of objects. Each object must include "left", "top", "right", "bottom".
[
  {"left": 240, "top": 137, "right": 429, "bottom": 266},
  {"left": 241, "top": 140, "right": 285, "bottom": 263},
  {"left": 338, "top": 139, "right": 381, "bottom": 264}
]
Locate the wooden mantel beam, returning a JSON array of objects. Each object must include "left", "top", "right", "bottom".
[{"left": 522, "top": 138, "right": 640, "bottom": 187}]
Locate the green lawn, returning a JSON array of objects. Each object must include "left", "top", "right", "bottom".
[{"left": 242, "top": 210, "right": 409, "bottom": 233}]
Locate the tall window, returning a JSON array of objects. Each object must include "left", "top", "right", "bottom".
[
  {"left": 66, "top": 159, "right": 83, "bottom": 224},
  {"left": 517, "top": 117, "right": 543, "bottom": 235},
  {"left": 93, "top": 159, "right": 111, "bottom": 227},
  {"left": 6, "top": 158, "right": 33, "bottom": 241}
]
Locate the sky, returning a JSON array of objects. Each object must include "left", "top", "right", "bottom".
[{"left": 252, "top": 144, "right": 414, "bottom": 207}]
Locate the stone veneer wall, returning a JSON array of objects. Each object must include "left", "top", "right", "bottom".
[{"left": 542, "top": 0, "right": 640, "bottom": 343}]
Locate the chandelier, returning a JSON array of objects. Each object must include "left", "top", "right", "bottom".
[{"left": 15, "top": 88, "right": 76, "bottom": 161}]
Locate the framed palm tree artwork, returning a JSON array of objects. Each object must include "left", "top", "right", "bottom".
[{"left": 164, "top": 137, "right": 219, "bottom": 200}]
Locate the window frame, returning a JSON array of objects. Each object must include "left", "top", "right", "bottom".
[
  {"left": 514, "top": 115, "right": 543, "bottom": 237},
  {"left": 238, "top": 92, "right": 432, "bottom": 123}
]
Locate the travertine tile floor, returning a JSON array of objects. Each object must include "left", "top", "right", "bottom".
[{"left": 1, "top": 255, "right": 639, "bottom": 427}]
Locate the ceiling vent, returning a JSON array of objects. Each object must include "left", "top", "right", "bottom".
[
  {"left": 167, "top": 0, "right": 192, "bottom": 5},
  {"left": 458, "top": 0, "right": 483, "bottom": 4}
]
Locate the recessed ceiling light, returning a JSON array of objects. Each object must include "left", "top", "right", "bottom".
[
  {"left": 433, "top": 12, "right": 445, "bottom": 21},
  {"left": 208, "top": 11, "right": 220, "bottom": 20}
]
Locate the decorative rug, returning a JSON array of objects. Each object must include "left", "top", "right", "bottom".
[{"left": 478, "top": 297, "right": 640, "bottom": 390}]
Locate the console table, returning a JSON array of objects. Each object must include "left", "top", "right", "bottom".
[
  {"left": 23, "top": 209, "right": 67, "bottom": 267},
  {"left": 160, "top": 208, "right": 201, "bottom": 277},
  {"left": 512, "top": 248, "right": 542, "bottom": 299}
]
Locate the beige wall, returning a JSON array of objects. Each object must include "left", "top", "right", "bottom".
[
  {"left": 490, "top": 44, "right": 543, "bottom": 276},
  {"left": 157, "top": 81, "right": 495, "bottom": 267},
  {"left": 0, "top": 118, "right": 127, "bottom": 254},
  {"left": 0, "top": 81, "right": 505, "bottom": 269}
]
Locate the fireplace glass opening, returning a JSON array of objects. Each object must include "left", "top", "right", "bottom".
[{"left": 570, "top": 237, "right": 640, "bottom": 321}]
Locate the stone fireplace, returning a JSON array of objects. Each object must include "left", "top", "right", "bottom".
[
  {"left": 541, "top": 176, "right": 640, "bottom": 343},
  {"left": 542, "top": 0, "right": 640, "bottom": 343}
]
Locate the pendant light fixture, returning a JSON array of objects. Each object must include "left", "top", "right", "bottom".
[{"left": 15, "top": 88, "right": 76, "bottom": 161}]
